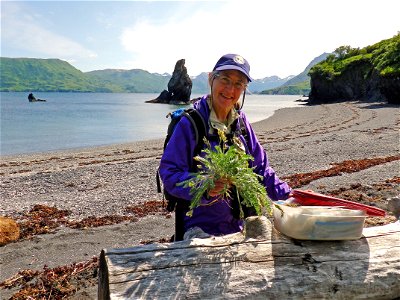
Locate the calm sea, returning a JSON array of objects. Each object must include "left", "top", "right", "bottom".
[{"left": 0, "top": 92, "right": 301, "bottom": 156}]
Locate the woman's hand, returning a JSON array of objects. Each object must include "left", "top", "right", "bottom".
[{"left": 208, "top": 178, "right": 231, "bottom": 197}]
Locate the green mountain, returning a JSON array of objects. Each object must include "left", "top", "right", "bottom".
[
  {"left": 0, "top": 57, "right": 294, "bottom": 94},
  {"left": 260, "top": 80, "right": 311, "bottom": 96},
  {"left": 308, "top": 33, "right": 399, "bottom": 104},
  {"left": 86, "top": 69, "right": 170, "bottom": 93},
  {"left": 191, "top": 72, "right": 210, "bottom": 94},
  {"left": 283, "top": 53, "right": 331, "bottom": 86},
  {"left": 0, "top": 55, "right": 329, "bottom": 95},
  {"left": 260, "top": 53, "right": 330, "bottom": 95},
  {"left": 0, "top": 57, "right": 121, "bottom": 92},
  {"left": 191, "top": 73, "right": 294, "bottom": 94},
  {"left": 248, "top": 76, "right": 293, "bottom": 94}
]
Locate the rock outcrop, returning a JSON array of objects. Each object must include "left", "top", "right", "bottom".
[
  {"left": 308, "top": 33, "right": 400, "bottom": 105},
  {"left": 147, "top": 59, "right": 192, "bottom": 104},
  {"left": 309, "top": 60, "right": 400, "bottom": 104}
]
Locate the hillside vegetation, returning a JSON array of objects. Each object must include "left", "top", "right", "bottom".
[
  {"left": 0, "top": 58, "right": 291, "bottom": 94},
  {"left": 308, "top": 33, "right": 399, "bottom": 104},
  {"left": 0, "top": 58, "right": 121, "bottom": 92},
  {"left": 261, "top": 80, "right": 311, "bottom": 96},
  {"left": 4, "top": 34, "right": 397, "bottom": 102},
  {"left": 260, "top": 53, "right": 330, "bottom": 96},
  {"left": 86, "top": 69, "right": 170, "bottom": 93}
]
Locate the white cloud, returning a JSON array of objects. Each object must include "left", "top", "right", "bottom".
[
  {"left": 120, "top": 9, "right": 220, "bottom": 75},
  {"left": 2, "top": 0, "right": 398, "bottom": 79},
  {"left": 1, "top": 2, "right": 97, "bottom": 60},
  {"left": 119, "top": 0, "right": 399, "bottom": 78}
]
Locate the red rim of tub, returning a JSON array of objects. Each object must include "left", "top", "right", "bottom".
[{"left": 292, "top": 190, "right": 386, "bottom": 217}]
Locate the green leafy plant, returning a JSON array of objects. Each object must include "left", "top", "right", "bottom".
[{"left": 178, "top": 130, "right": 271, "bottom": 218}]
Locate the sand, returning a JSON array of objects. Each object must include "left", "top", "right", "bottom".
[{"left": 1, "top": 100, "right": 399, "bottom": 299}]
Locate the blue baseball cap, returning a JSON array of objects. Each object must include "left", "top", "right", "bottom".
[{"left": 213, "top": 54, "right": 252, "bottom": 82}]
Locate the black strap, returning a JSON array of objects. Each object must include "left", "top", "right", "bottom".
[
  {"left": 238, "top": 116, "right": 248, "bottom": 138},
  {"left": 174, "top": 201, "right": 189, "bottom": 241},
  {"left": 157, "top": 108, "right": 207, "bottom": 197},
  {"left": 173, "top": 108, "right": 207, "bottom": 241},
  {"left": 225, "top": 116, "right": 249, "bottom": 149},
  {"left": 183, "top": 108, "right": 207, "bottom": 158},
  {"left": 157, "top": 108, "right": 207, "bottom": 241},
  {"left": 156, "top": 169, "right": 162, "bottom": 193}
]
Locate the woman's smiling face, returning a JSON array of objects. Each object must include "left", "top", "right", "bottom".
[{"left": 209, "top": 70, "right": 248, "bottom": 120}]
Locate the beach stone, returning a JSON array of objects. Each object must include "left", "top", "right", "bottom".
[
  {"left": 387, "top": 196, "right": 400, "bottom": 219},
  {"left": 244, "top": 215, "right": 272, "bottom": 239},
  {"left": 0, "top": 216, "right": 20, "bottom": 246}
]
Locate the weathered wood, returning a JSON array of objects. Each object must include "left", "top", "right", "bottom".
[{"left": 99, "top": 220, "right": 400, "bottom": 300}]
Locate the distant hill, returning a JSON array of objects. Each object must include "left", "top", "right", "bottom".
[
  {"left": 248, "top": 76, "right": 294, "bottom": 94},
  {"left": 0, "top": 57, "right": 308, "bottom": 94},
  {"left": 86, "top": 69, "right": 170, "bottom": 93},
  {"left": 283, "top": 53, "right": 331, "bottom": 86},
  {"left": 0, "top": 57, "right": 122, "bottom": 92},
  {"left": 191, "top": 72, "right": 210, "bottom": 94},
  {"left": 191, "top": 73, "right": 293, "bottom": 94},
  {"left": 4, "top": 35, "right": 395, "bottom": 101},
  {"left": 260, "top": 53, "right": 331, "bottom": 95},
  {"left": 0, "top": 57, "right": 172, "bottom": 93}
]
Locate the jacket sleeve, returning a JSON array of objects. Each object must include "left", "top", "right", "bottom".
[
  {"left": 159, "top": 117, "right": 198, "bottom": 201},
  {"left": 240, "top": 114, "right": 291, "bottom": 201}
]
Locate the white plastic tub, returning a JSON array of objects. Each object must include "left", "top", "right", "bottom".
[{"left": 273, "top": 204, "right": 367, "bottom": 240}]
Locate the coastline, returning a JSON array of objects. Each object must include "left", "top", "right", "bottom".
[
  {"left": 1, "top": 100, "right": 399, "bottom": 299},
  {"left": 1, "top": 93, "right": 301, "bottom": 157},
  {"left": 1, "top": 100, "right": 399, "bottom": 222}
]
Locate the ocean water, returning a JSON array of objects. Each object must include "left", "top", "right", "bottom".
[{"left": 0, "top": 92, "right": 301, "bottom": 155}]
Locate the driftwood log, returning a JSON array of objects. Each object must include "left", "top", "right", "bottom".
[{"left": 99, "top": 217, "right": 400, "bottom": 299}]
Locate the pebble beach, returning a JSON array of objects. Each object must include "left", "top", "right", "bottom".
[{"left": 1, "top": 100, "right": 399, "bottom": 299}]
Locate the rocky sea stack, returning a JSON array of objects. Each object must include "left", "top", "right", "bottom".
[{"left": 146, "top": 59, "right": 192, "bottom": 104}]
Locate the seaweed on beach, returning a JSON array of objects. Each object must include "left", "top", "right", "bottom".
[
  {"left": 125, "top": 200, "right": 168, "bottom": 218},
  {"left": 14, "top": 200, "right": 169, "bottom": 242},
  {"left": 18, "top": 204, "right": 71, "bottom": 239},
  {"left": 283, "top": 155, "right": 400, "bottom": 188},
  {"left": 0, "top": 269, "right": 39, "bottom": 289},
  {"left": 325, "top": 177, "right": 399, "bottom": 226},
  {"left": 10, "top": 155, "right": 399, "bottom": 242},
  {"left": 68, "top": 215, "right": 133, "bottom": 229},
  {"left": 0, "top": 257, "right": 98, "bottom": 300}
]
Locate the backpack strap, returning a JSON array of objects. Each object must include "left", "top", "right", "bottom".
[
  {"left": 238, "top": 116, "right": 249, "bottom": 149},
  {"left": 157, "top": 108, "right": 206, "bottom": 191},
  {"left": 226, "top": 115, "right": 249, "bottom": 150},
  {"left": 166, "top": 108, "right": 207, "bottom": 242},
  {"left": 238, "top": 116, "right": 248, "bottom": 138},
  {"left": 183, "top": 108, "right": 207, "bottom": 158}
]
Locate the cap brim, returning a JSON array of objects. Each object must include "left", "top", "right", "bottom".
[{"left": 214, "top": 65, "right": 252, "bottom": 82}]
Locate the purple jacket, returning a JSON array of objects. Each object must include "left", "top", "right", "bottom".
[{"left": 159, "top": 95, "right": 291, "bottom": 236}]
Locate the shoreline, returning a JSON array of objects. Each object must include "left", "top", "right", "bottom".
[
  {"left": 1, "top": 100, "right": 399, "bottom": 299},
  {"left": 1, "top": 101, "right": 399, "bottom": 218},
  {"left": 1, "top": 97, "right": 305, "bottom": 159},
  {"left": 0, "top": 103, "right": 296, "bottom": 160},
  {"left": 1, "top": 93, "right": 303, "bottom": 158},
  {"left": 0, "top": 137, "right": 165, "bottom": 160}
]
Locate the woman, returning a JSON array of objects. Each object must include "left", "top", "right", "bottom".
[{"left": 159, "top": 54, "right": 291, "bottom": 239}]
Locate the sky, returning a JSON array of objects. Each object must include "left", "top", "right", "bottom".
[{"left": 1, "top": 0, "right": 399, "bottom": 80}]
